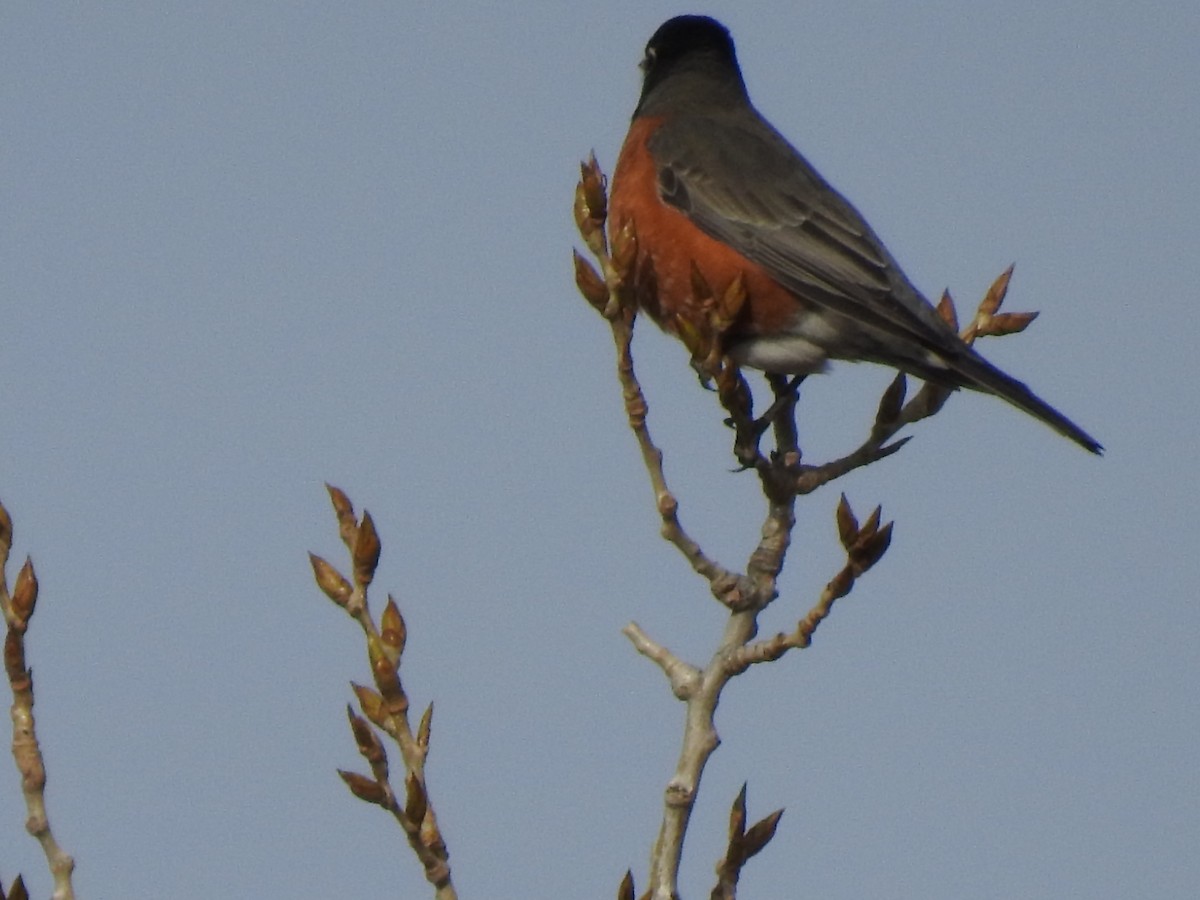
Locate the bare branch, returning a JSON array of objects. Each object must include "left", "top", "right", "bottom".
[{"left": 623, "top": 623, "right": 701, "bottom": 700}]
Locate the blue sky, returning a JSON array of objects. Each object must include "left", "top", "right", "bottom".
[{"left": 2, "top": 3, "right": 1196, "bottom": 897}]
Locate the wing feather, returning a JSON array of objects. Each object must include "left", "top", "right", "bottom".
[{"left": 648, "top": 114, "right": 963, "bottom": 357}]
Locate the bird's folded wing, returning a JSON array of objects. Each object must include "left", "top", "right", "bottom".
[{"left": 649, "top": 115, "right": 963, "bottom": 356}]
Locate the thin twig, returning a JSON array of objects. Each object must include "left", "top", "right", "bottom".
[
  {"left": 311, "top": 488, "right": 455, "bottom": 900},
  {"left": 610, "top": 315, "right": 746, "bottom": 606},
  {"left": 0, "top": 498, "right": 76, "bottom": 900}
]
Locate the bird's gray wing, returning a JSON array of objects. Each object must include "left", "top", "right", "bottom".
[{"left": 648, "top": 112, "right": 963, "bottom": 356}]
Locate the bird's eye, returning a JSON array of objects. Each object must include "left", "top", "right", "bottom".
[{"left": 639, "top": 47, "right": 656, "bottom": 72}]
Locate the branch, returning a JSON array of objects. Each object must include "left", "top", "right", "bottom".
[
  {"left": 732, "top": 495, "right": 894, "bottom": 671},
  {"left": 622, "top": 623, "right": 700, "bottom": 700},
  {"left": 0, "top": 498, "right": 76, "bottom": 900},
  {"left": 310, "top": 486, "right": 455, "bottom": 900}
]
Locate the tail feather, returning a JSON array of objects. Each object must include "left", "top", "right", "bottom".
[{"left": 949, "top": 351, "right": 1103, "bottom": 455}]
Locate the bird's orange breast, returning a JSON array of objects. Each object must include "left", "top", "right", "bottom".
[{"left": 609, "top": 116, "right": 802, "bottom": 338}]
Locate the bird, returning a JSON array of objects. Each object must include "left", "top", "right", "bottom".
[{"left": 608, "top": 15, "right": 1102, "bottom": 454}]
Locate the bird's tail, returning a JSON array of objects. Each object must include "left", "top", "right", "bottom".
[{"left": 948, "top": 351, "right": 1103, "bottom": 454}]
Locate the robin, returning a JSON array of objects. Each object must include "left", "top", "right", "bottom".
[{"left": 609, "top": 15, "right": 1102, "bottom": 454}]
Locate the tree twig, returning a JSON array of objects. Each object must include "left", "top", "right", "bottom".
[
  {"left": 309, "top": 487, "right": 455, "bottom": 899},
  {"left": 0, "top": 498, "right": 76, "bottom": 900}
]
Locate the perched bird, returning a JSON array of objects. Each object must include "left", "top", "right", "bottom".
[{"left": 609, "top": 15, "right": 1101, "bottom": 454}]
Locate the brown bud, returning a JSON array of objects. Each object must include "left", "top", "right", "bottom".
[
  {"left": 574, "top": 155, "right": 609, "bottom": 256},
  {"left": 835, "top": 494, "right": 858, "bottom": 551},
  {"left": 980, "top": 310, "right": 1039, "bottom": 337},
  {"left": 742, "top": 808, "right": 785, "bottom": 859},
  {"left": 338, "top": 769, "right": 385, "bottom": 805},
  {"left": 351, "top": 682, "right": 387, "bottom": 728},
  {"left": 4, "top": 873, "right": 29, "bottom": 900},
  {"left": 380, "top": 595, "right": 407, "bottom": 658},
  {"left": 0, "top": 498, "right": 12, "bottom": 553},
  {"left": 728, "top": 782, "right": 748, "bottom": 839},
  {"left": 610, "top": 219, "right": 638, "bottom": 280},
  {"left": 309, "top": 553, "right": 352, "bottom": 607},
  {"left": 326, "top": 483, "right": 353, "bottom": 519},
  {"left": 979, "top": 264, "right": 1015, "bottom": 317},
  {"left": 11, "top": 558, "right": 38, "bottom": 624},
  {"left": 875, "top": 373, "right": 907, "bottom": 428},
  {"left": 573, "top": 250, "right": 609, "bottom": 311},
  {"left": 572, "top": 177, "right": 589, "bottom": 226},
  {"left": 347, "top": 705, "right": 387, "bottom": 770},
  {"left": 325, "top": 484, "right": 357, "bottom": 548},
  {"left": 369, "top": 639, "right": 408, "bottom": 713},
  {"left": 858, "top": 505, "right": 882, "bottom": 540},
  {"left": 852, "top": 521, "right": 894, "bottom": 574},
  {"left": 574, "top": 182, "right": 600, "bottom": 247},
  {"left": 719, "top": 271, "right": 747, "bottom": 324},
  {"left": 937, "top": 289, "right": 959, "bottom": 331},
  {"left": 617, "top": 870, "right": 635, "bottom": 900},
  {"left": 417, "top": 702, "right": 433, "bottom": 750},
  {"left": 404, "top": 771, "right": 428, "bottom": 826},
  {"left": 580, "top": 154, "right": 608, "bottom": 222},
  {"left": 352, "top": 511, "right": 381, "bottom": 588}
]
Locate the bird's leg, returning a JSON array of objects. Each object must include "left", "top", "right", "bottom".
[
  {"left": 724, "top": 374, "right": 803, "bottom": 469},
  {"left": 761, "top": 374, "right": 803, "bottom": 438},
  {"left": 764, "top": 372, "right": 803, "bottom": 459}
]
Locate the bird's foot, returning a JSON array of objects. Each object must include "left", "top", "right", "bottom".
[{"left": 726, "top": 374, "right": 804, "bottom": 469}]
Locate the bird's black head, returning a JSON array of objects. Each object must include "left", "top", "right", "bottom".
[
  {"left": 635, "top": 16, "right": 744, "bottom": 115},
  {"left": 642, "top": 16, "right": 736, "bottom": 73}
]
